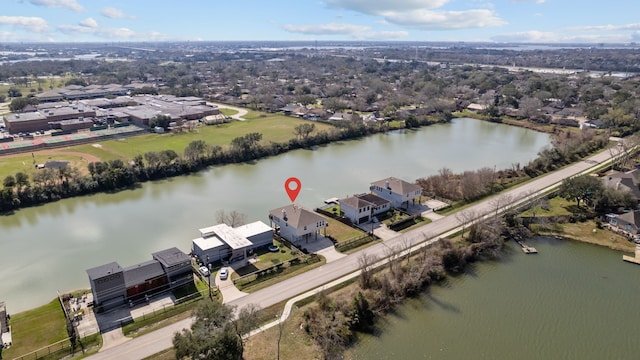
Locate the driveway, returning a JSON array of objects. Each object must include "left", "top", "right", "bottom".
[
  {"left": 207, "top": 102, "right": 248, "bottom": 121},
  {"left": 217, "top": 267, "right": 249, "bottom": 304}
]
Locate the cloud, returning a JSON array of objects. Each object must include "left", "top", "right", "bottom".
[
  {"left": 570, "top": 23, "right": 640, "bottom": 32},
  {"left": 282, "top": 22, "right": 408, "bottom": 40},
  {"left": 79, "top": 17, "right": 97, "bottom": 28},
  {"left": 326, "top": 0, "right": 449, "bottom": 14},
  {"left": 491, "top": 30, "right": 633, "bottom": 43},
  {"left": 510, "top": 0, "right": 545, "bottom": 3},
  {"left": 326, "top": 0, "right": 505, "bottom": 31},
  {"left": 0, "top": 16, "right": 49, "bottom": 32},
  {"left": 380, "top": 9, "right": 507, "bottom": 30},
  {"left": 101, "top": 7, "right": 134, "bottom": 19},
  {"left": 57, "top": 24, "right": 136, "bottom": 38},
  {"left": 28, "top": 0, "right": 84, "bottom": 12},
  {"left": 283, "top": 23, "right": 370, "bottom": 36}
]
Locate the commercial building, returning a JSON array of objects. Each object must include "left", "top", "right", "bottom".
[{"left": 86, "top": 247, "right": 192, "bottom": 310}]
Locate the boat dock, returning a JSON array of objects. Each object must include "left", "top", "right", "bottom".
[
  {"left": 622, "top": 245, "right": 640, "bottom": 265},
  {"left": 514, "top": 238, "right": 538, "bottom": 254}
]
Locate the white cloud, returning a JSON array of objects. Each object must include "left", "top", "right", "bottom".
[
  {"left": 58, "top": 24, "right": 137, "bottom": 39},
  {"left": 282, "top": 22, "right": 408, "bottom": 40},
  {"left": 380, "top": 9, "right": 507, "bottom": 30},
  {"left": 510, "top": 0, "right": 545, "bottom": 3},
  {"left": 0, "top": 16, "right": 49, "bottom": 32},
  {"left": 101, "top": 7, "right": 134, "bottom": 19},
  {"left": 326, "top": 0, "right": 450, "bottom": 14},
  {"left": 283, "top": 23, "right": 370, "bottom": 36},
  {"left": 79, "top": 17, "right": 97, "bottom": 28},
  {"left": 28, "top": 0, "right": 84, "bottom": 12},
  {"left": 570, "top": 23, "right": 640, "bottom": 32},
  {"left": 326, "top": 0, "right": 506, "bottom": 31}
]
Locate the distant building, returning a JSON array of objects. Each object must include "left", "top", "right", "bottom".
[
  {"left": 86, "top": 247, "right": 192, "bottom": 310},
  {"left": 370, "top": 177, "right": 422, "bottom": 209},
  {"left": 269, "top": 204, "right": 328, "bottom": 244},
  {"left": 0, "top": 301, "right": 11, "bottom": 348}
]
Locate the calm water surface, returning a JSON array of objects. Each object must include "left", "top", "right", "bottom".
[
  {"left": 1, "top": 118, "right": 551, "bottom": 312},
  {"left": 347, "top": 237, "right": 640, "bottom": 360}
]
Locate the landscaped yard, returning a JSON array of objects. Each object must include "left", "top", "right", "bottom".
[{"left": 324, "top": 217, "right": 367, "bottom": 243}]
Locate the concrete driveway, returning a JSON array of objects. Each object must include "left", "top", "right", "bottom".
[{"left": 207, "top": 102, "right": 248, "bottom": 121}]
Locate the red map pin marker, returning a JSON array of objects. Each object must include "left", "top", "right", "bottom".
[{"left": 284, "top": 177, "right": 301, "bottom": 203}]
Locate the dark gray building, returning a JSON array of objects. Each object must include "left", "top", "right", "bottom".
[
  {"left": 152, "top": 247, "right": 193, "bottom": 288},
  {"left": 86, "top": 262, "right": 126, "bottom": 310}
]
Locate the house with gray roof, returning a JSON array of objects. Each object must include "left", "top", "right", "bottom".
[
  {"left": 86, "top": 247, "right": 192, "bottom": 310},
  {"left": 602, "top": 169, "right": 640, "bottom": 201},
  {"left": 370, "top": 177, "right": 422, "bottom": 209},
  {"left": 269, "top": 204, "right": 327, "bottom": 244},
  {"left": 339, "top": 193, "right": 391, "bottom": 225}
]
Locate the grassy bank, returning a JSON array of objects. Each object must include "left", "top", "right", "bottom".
[{"left": 2, "top": 299, "right": 67, "bottom": 359}]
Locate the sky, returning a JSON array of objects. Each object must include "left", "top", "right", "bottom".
[{"left": 2, "top": 0, "right": 640, "bottom": 44}]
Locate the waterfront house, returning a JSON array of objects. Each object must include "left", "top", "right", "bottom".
[
  {"left": 606, "top": 210, "right": 640, "bottom": 240},
  {"left": 86, "top": 247, "right": 192, "bottom": 311},
  {"left": 370, "top": 177, "right": 422, "bottom": 209},
  {"left": 269, "top": 204, "right": 328, "bottom": 244},
  {"left": 191, "top": 221, "right": 273, "bottom": 265},
  {"left": 339, "top": 193, "right": 391, "bottom": 224}
]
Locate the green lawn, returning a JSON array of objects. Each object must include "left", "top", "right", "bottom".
[
  {"left": 219, "top": 108, "right": 238, "bottom": 116},
  {"left": 3, "top": 299, "right": 68, "bottom": 359},
  {"left": 324, "top": 217, "right": 367, "bottom": 243},
  {"left": 76, "top": 114, "right": 332, "bottom": 161},
  {"left": 518, "top": 196, "right": 574, "bottom": 217}
]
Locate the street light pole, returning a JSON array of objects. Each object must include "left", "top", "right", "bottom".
[{"left": 206, "top": 255, "right": 211, "bottom": 300}]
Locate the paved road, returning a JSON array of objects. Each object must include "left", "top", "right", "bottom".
[{"left": 89, "top": 147, "right": 617, "bottom": 359}]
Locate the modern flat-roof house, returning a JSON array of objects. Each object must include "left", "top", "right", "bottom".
[
  {"left": 86, "top": 247, "right": 192, "bottom": 311},
  {"left": 152, "top": 247, "right": 193, "bottom": 289},
  {"left": 339, "top": 193, "right": 391, "bottom": 224},
  {"left": 191, "top": 221, "right": 273, "bottom": 266},
  {"left": 269, "top": 204, "right": 328, "bottom": 244},
  {"left": 370, "top": 177, "right": 422, "bottom": 209}
]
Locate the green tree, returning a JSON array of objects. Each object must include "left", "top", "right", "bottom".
[
  {"left": 149, "top": 114, "right": 172, "bottom": 129},
  {"left": 9, "top": 97, "right": 39, "bottom": 112},
  {"left": 184, "top": 140, "right": 209, "bottom": 164},
  {"left": 293, "top": 123, "right": 316, "bottom": 141},
  {"left": 558, "top": 174, "right": 604, "bottom": 208},
  {"left": 173, "top": 300, "right": 259, "bottom": 360},
  {"left": 3, "top": 175, "right": 16, "bottom": 188}
]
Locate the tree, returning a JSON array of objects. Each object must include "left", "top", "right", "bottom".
[
  {"left": 455, "top": 209, "right": 477, "bottom": 239},
  {"left": 9, "top": 97, "right": 39, "bottom": 112},
  {"left": 558, "top": 174, "right": 604, "bottom": 208},
  {"left": 216, "top": 209, "right": 247, "bottom": 227},
  {"left": 3, "top": 175, "right": 16, "bottom": 189},
  {"left": 293, "top": 123, "right": 315, "bottom": 141},
  {"left": 149, "top": 114, "right": 172, "bottom": 129},
  {"left": 173, "top": 300, "right": 259, "bottom": 360},
  {"left": 184, "top": 140, "right": 209, "bottom": 164}
]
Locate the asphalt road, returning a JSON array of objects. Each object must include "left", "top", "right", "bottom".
[{"left": 89, "top": 146, "right": 617, "bottom": 359}]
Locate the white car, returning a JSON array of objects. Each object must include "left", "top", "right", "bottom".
[
  {"left": 219, "top": 267, "right": 229, "bottom": 280},
  {"left": 199, "top": 266, "right": 210, "bottom": 277}
]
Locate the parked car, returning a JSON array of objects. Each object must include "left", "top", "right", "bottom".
[
  {"left": 219, "top": 267, "right": 229, "bottom": 280},
  {"left": 199, "top": 266, "right": 210, "bottom": 277}
]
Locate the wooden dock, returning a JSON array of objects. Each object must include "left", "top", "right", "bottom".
[
  {"left": 622, "top": 245, "right": 640, "bottom": 265},
  {"left": 515, "top": 239, "right": 538, "bottom": 254}
]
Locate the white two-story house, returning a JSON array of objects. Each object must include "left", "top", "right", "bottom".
[
  {"left": 370, "top": 177, "right": 422, "bottom": 209},
  {"left": 269, "top": 204, "right": 328, "bottom": 244},
  {"left": 339, "top": 193, "right": 391, "bottom": 224}
]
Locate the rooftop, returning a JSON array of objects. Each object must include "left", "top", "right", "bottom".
[
  {"left": 123, "top": 260, "right": 165, "bottom": 288},
  {"left": 86, "top": 261, "right": 123, "bottom": 280},
  {"left": 193, "top": 236, "right": 225, "bottom": 251},
  {"left": 269, "top": 204, "right": 326, "bottom": 229},
  {"left": 234, "top": 221, "right": 272, "bottom": 238},
  {"left": 152, "top": 247, "right": 190, "bottom": 267},
  {"left": 371, "top": 177, "right": 421, "bottom": 195}
]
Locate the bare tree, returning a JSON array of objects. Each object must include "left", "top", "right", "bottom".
[
  {"left": 358, "top": 253, "right": 378, "bottom": 289},
  {"left": 489, "top": 193, "right": 514, "bottom": 217},
  {"left": 455, "top": 209, "right": 477, "bottom": 239},
  {"left": 216, "top": 209, "right": 248, "bottom": 227}
]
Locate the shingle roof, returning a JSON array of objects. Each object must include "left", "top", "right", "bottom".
[
  {"left": 269, "top": 204, "right": 326, "bottom": 229},
  {"left": 339, "top": 196, "right": 373, "bottom": 210},
  {"left": 357, "top": 193, "right": 390, "bottom": 207},
  {"left": 371, "top": 177, "right": 421, "bottom": 196},
  {"left": 618, "top": 210, "right": 640, "bottom": 228}
]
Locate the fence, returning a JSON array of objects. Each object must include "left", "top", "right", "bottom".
[
  {"left": 232, "top": 254, "right": 321, "bottom": 289},
  {"left": 334, "top": 234, "right": 378, "bottom": 252},
  {"left": 11, "top": 338, "right": 73, "bottom": 360}
]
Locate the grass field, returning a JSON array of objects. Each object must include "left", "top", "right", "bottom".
[
  {"left": 324, "top": 217, "right": 367, "bottom": 243},
  {"left": 0, "top": 110, "right": 334, "bottom": 178},
  {"left": 0, "top": 75, "right": 72, "bottom": 99},
  {"left": 2, "top": 298, "right": 68, "bottom": 359}
]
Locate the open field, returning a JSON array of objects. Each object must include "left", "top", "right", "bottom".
[
  {"left": 2, "top": 298, "right": 68, "bottom": 359},
  {"left": 324, "top": 217, "right": 367, "bottom": 242},
  {"left": 0, "top": 75, "right": 72, "bottom": 99},
  {"left": 0, "top": 110, "right": 334, "bottom": 177}
]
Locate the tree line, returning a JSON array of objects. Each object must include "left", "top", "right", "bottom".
[
  {"left": 0, "top": 115, "right": 450, "bottom": 213},
  {"left": 302, "top": 217, "right": 507, "bottom": 359}
]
